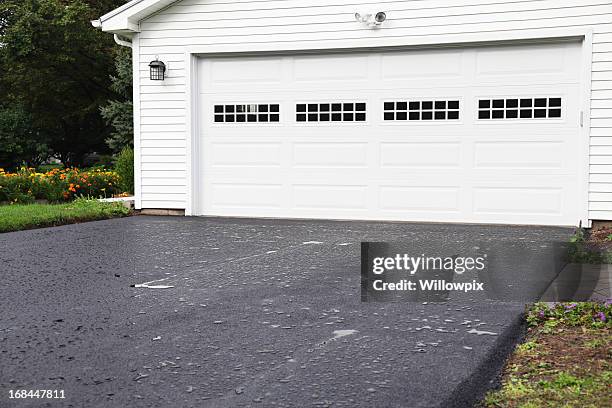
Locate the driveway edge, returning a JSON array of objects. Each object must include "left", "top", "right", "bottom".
[{"left": 440, "top": 311, "right": 527, "bottom": 408}]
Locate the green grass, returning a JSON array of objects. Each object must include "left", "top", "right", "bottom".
[
  {"left": 0, "top": 198, "right": 130, "bottom": 233},
  {"left": 482, "top": 302, "right": 611, "bottom": 408}
]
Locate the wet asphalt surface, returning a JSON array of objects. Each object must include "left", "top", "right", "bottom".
[{"left": 0, "top": 216, "right": 573, "bottom": 408}]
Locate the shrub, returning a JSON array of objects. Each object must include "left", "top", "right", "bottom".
[{"left": 114, "top": 146, "right": 134, "bottom": 194}]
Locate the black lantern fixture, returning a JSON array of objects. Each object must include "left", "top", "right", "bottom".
[{"left": 149, "top": 58, "right": 166, "bottom": 81}]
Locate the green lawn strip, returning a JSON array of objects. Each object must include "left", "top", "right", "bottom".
[
  {"left": 0, "top": 198, "right": 130, "bottom": 233},
  {"left": 482, "top": 302, "right": 611, "bottom": 408}
]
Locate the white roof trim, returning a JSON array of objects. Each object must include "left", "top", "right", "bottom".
[{"left": 92, "top": 0, "right": 177, "bottom": 34}]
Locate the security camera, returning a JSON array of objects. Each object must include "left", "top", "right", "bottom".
[{"left": 355, "top": 11, "right": 387, "bottom": 27}]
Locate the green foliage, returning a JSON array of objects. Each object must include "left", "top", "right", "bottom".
[
  {"left": 0, "top": 0, "right": 129, "bottom": 166},
  {"left": 567, "top": 228, "right": 612, "bottom": 264},
  {"left": 0, "top": 105, "right": 49, "bottom": 170},
  {"left": 114, "top": 146, "right": 134, "bottom": 194},
  {"left": 101, "top": 47, "right": 133, "bottom": 152},
  {"left": 527, "top": 302, "right": 611, "bottom": 329},
  {"left": 0, "top": 198, "right": 130, "bottom": 233},
  {"left": 484, "top": 302, "right": 611, "bottom": 407},
  {"left": 0, "top": 167, "right": 121, "bottom": 203}
]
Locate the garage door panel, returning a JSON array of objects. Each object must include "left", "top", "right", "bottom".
[
  {"left": 198, "top": 41, "right": 584, "bottom": 225},
  {"left": 473, "top": 141, "right": 566, "bottom": 170},
  {"left": 475, "top": 43, "right": 581, "bottom": 80},
  {"left": 292, "top": 55, "right": 370, "bottom": 81},
  {"left": 473, "top": 187, "right": 564, "bottom": 216},
  {"left": 379, "top": 186, "right": 461, "bottom": 213},
  {"left": 208, "top": 183, "right": 284, "bottom": 209},
  {"left": 292, "top": 142, "right": 369, "bottom": 167},
  {"left": 381, "top": 50, "right": 465, "bottom": 79},
  {"left": 209, "top": 142, "right": 283, "bottom": 167},
  {"left": 380, "top": 142, "right": 462, "bottom": 168},
  {"left": 292, "top": 185, "right": 369, "bottom": 210}
]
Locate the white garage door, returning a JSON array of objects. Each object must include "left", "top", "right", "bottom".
[{"left": 197, "top": 42, "right": 584, "bottom": 225}]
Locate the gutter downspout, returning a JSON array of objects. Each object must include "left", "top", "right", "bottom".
[{"left": 113, "top": 34, "right": 133, "bottom": 49}]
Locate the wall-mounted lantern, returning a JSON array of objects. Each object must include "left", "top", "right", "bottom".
[{"left": 149, "top": 59, "right": 166, "bottom": 81}]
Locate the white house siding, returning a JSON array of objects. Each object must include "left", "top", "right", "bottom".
[{"left": 135, "top": 0, "right": 612, "bottom": 221}]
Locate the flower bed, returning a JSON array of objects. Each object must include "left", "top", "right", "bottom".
[{"left": 0, "top": 167, "right": 122, "bottom": 204}]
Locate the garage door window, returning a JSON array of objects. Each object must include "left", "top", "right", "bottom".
[
  {"left": 383, "top": 100, "right": 460, "bottom": 121},
  {"left": 214, "top": 104, "right": 280, "bottom": 123},
  {"left": 478, "top": 98, "right": 562, "bottom": 120},
  {"left": 296, "top": 103, "right": 366, "bottom": 122}
]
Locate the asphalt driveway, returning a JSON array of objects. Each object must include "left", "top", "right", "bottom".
[{"left": 0, "top": 216, "right": 573, "bottom": 407}]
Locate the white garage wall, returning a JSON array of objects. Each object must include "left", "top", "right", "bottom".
[{"left": 134, "top": 0, "right": 612, "bottom": 221}]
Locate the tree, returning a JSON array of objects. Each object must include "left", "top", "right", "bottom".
[
  {"left": 0, "top": 0, "right": 128, "bottom": 166},
  {"left": 0, "top": 106, "right": 49, "bottom": 169},
  {"left": 101, "top": 46, "right": 133, "bottom": 152}
]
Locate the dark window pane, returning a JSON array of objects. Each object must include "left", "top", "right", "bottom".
[
  {"left": 236, "top": 114, "right": 246, "bottom": 122},
  {"left": 258, "top": 104, "right": 268, "bottom": 112},
  {"left": 343, "top": 113, "right": 354, "bottom": 121},
  {"left": 320, "top": 113, "right": 330, "bottom": 121},
  {"left": 422, "top": 101, "right": 433, "bottom": 110},
  {"left": 296, "top": 114, "right": 306, "bottom": 122},
  {"left": 435, "top": 101, "right": 446, "bottom": 110},
  {"left": 225, "top": 115, "right": 235, "bottom": 122},
  {"left": 225, "top": 105, "right": 235, "bottom": 113},
  {"left": 448, "top": 101, "right": 459, "bottom": 110},
  {"left": 422, "top": 111, "right": 433, "bottom": 120},
  {"left": 534, "top": 109, "right": 547, "bottom": 118},
  {"left": 356, "top": 113, "right": 366, "bottom": 121},
  {"left": 548, "top": 109, "right": 561, "bottom": 118},
  {"left": 384, "top": 102, "right": 394, "bottom": 110},
  {"left": 343, "top": 103, "right": 354, "bottom": 111},
  {"left": 520, "top": 109, "right": 532, "bottom": 118},
  {"left": 214, "top": 115, "right": 224, "bottom": 122},
  {"left": 270, "top": 104, "right": 280, "bottom": 112},
  {"left": 506, "top": 109, "right": 518, "bottom": 119},
  {"left": 520, "top": 99, "right": 532, "bottom": 108},
  {"left": 397, "top": 102, "right": 407, "bottom": 111},
  {"left": 534, "top": 98, "right": 547, "bottom": 107},
  {"left": 356, "top": 103, "right": 366, "bottom": 111},
  {"left": 270, "top": 114, "right": 280, "bottom": 122},
  {"left": 435, "top": 111, "right": 446, "bottom": 120},
  {"left": 308, "top": 113, "right": 318, "bottom": 121},
  {"left": 236, "top": 105, "right": 245, "bottom": 113},
  {"left": 214, "top": 105, "right": 224, "bottom": 113},
  {"left": 506, "top": 99, "right": 519, "bottom": 108},
  {"left": 258, "top": 114, "right": 268, "bottom": 122},
  {"left": 448, "top": 111, "right": 459, "bottom": 120},
  {"left": 247, "top": 114, "right": 257, "bottom": 122},
  {"left": 409, "top": 102, "right": 420, "bottom": 110},
  {"left": 296, "top": 104, "right": 306, "bottom": 112},
  {"left": 493, "top": 99, "right": 504, "bottom": 108},
  {"left": 384, "top": 112, "right": 394, "bottom": 121},
  {"left": 479, "top": 111, "right": 491, "bottom": 119},
  {"left": 492, "top": 110, "right": 504, "bottom": 119},
  {"left": 396, "top": 112, "right": 407, "bottom": 121},
  {"left": 549, "top": 98, "right": 562, "bottom": 107},
  {"left": 331, "top": 113, "right": 342, "bottom": 121},
  {"left": 308, "top": 104, "right": 318, "bottom": 112},
  {"left": 479, "top": 100, "right": 490, "bottom": 109},
  {"left": 332, "top": 104, "right": 342, "bottom": 111},
  {"left": 409, "top": 112, "right": 420, "bottom": 120}
]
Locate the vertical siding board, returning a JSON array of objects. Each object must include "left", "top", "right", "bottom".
[{"left": 133, "top": 0, "right": 612, "bottom": 220}]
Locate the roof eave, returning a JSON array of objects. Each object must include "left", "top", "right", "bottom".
[{"left": 93, "top": 0, "right": 177, "bottom": 34}]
